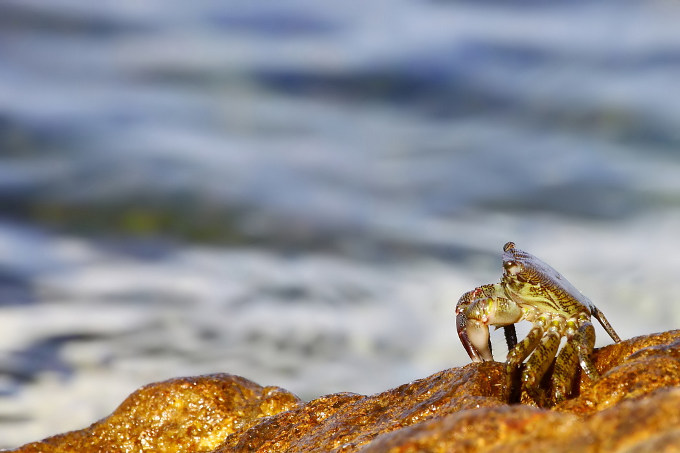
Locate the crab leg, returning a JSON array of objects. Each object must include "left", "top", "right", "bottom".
[
  {"left": 575, "top": 320, "right": 598, "bottom": 380},
  {"left": 591, "top": 306, "right": 621, "bottom": 343},
  {"left": 522, "top": 329, "right": 561, "bottom": 387},
  {"left": 504, "top": 319, "right": 545, "bottom": 400},
  {"left": 506, "top": 316, "right": 548, "bottom": 368},
  {"left": 455, "top": 283, "right": 522, "bottom": 362},
  {"left": 551, "top": 324, "right": 580, "bottom": 403},
  {"left": 550, "top": 317, "right": 598, "bottom": 399},
  {"left": 504, "top": 324, "right": 518, "bottom": 352}
]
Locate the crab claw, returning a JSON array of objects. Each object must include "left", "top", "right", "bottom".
[
  {"left": 456, "top": 283, "right": 524, "bottom": 363},
  {"left": 456, "top": 310, "right": 489, "bottom": 362},
  {"left": 456, "top": 289, "right": 493, "bottom": 362}
]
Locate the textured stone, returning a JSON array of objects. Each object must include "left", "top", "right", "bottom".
[
  {"left": 10, "top": 330, "right": 680, "bottom": 453},
  {"left": 218, "top": 362, "right": 508, "bottom": 452},
  {"left": 359, "top": 405, "right": 583, "bottom": 453},
  {"left": 558, "top": 330, "right": 680, "bottom": 415},
  {"left": 12, "top": 374, "right": 302, "bottom": 453}
]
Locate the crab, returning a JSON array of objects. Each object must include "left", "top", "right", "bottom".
[{"left": 455, "top": 241, "right": 621, "bottom": 405}]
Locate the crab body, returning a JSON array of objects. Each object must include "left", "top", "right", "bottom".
[{"left": 455, "top": 242, "right": 621, "bottom": 404}]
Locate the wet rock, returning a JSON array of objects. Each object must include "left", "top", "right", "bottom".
[
  {"left": 12, "top": 374, "right": 302, "bottom": 453},
  {"left": 359, "top": 404, "right": 583, "bottom": 453},
  {"left": 558, "top": 330, "right": 680, "bottom": 415},
  {"left": 218, "top": 362, "right": 508, "bottom": 452},
  {"left": 10, "top": 330, "right": 680, "bottom": 453}
]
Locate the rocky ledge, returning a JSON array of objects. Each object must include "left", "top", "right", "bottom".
[{"left": 11, "top": 330, "right": 680, "bottom": 452}]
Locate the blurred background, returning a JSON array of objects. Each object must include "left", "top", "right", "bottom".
[{"left": 2, "top": 0, "right": 680, "bottom": 447}]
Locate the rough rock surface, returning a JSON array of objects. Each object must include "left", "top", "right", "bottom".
[
  {"left": 12, "top": 374, "right": 302, "bottom": 453},
  {"left": 11, "top": 330, "right": 680, "bottom": 453}
]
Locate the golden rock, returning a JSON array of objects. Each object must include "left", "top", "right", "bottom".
[{"left": 11, "top": 330, "right": 680, "bottom": 453}]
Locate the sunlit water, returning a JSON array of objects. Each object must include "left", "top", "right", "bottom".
[{"left": 2, "top": 0, "right": 680, "bottom": 448}]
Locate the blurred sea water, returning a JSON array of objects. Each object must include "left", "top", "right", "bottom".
[{"left": 2, "top": 0, "right": 680, "bottom": 447}]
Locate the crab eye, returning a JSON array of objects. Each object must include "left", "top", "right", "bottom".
[{"left": 503, "top": 260, "right": 521, "bottom": 276}]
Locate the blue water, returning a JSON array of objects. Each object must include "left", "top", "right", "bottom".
[{"left": 2, "top": 0, "right": 680, "bottom": 447}]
